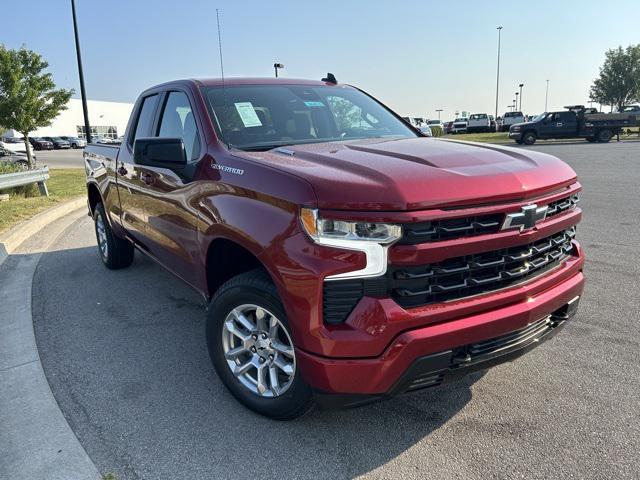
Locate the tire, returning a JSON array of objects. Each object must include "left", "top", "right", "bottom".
[
  {"left": 586, "top": 137, "right": 596, "bottom": 142},
  {"left": 597, "top": 129, "right": 612, "bottom": 143},
  {"left": 93, "top": 203, "right": 134, "bottom": 269},
  {"left": 515, "top": 139, "right": 524, "bottom": 145},
  {"left": 207, "top": 269, "right": 314, "bottom": 420},
  {"left": 522, "top": 131, "right": 537, "bottom": 145}
]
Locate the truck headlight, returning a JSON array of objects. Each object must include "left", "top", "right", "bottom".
[
  {"left": 300, "top": 208, "right": 401, "bottom": 280},
  {"left": 511, "top": 125, "right": 521, "bottom": 132}
]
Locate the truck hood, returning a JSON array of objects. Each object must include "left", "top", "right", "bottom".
[{"left": 238, "top": 137, "right": 577, "bottom": 211}]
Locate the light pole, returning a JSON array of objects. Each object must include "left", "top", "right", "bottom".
[
  {"left": 494, "top": 26, "right": 503, "bottom": 121},
  {"left": 71, "top": 0, "right": 91, "bottom": 143},
  {"left": 436, "top": 109, "right": 443, "bottom": 120},
  {"left": 274, "top": 63, "right": 284, "bottom": 78},
  {"left": 518, "top": 83, "right": 524, "bottom": 111},
  {"left": 515, "top": 92, "right": 519, "bottom": 111},
  {"left": 545, "top": 79, "right": 549, "bottom": 111}
]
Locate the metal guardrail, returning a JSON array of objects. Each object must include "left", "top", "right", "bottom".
[{"left": 0, "top": 166, "right": 50, "bottom": 196}]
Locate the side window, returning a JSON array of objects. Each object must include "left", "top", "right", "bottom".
[
  {"left": 158, "top": 91, "right": 201, "bottom": 161},
  {"left": 131, "top": 94, "right": 159, "bottom": 145},
  {"left": 560, "top": 112, "right": 575, "bottom": 123}
]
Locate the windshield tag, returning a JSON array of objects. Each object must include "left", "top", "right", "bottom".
[
  {"left": 304, "top": 101, "right": 325, "bottom": 108},
  {"left": 234, "top": 102, "right": 262, "bottom": 127}
]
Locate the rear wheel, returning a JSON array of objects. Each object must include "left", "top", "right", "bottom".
[
  {"left": 586, "top": 137, "right": 596, "bottom": 142},
  {"left": 522, "top": 131, "right": 537, "bottom": 145},
  {"left": 93, "top": 203, "right": 134, "bottom": 269},
  {"left": 207, "top": 269, "right": 314, "bottom": 420},
  {"left": 597, "top": 129, "right": 612, "bottom": 143}
]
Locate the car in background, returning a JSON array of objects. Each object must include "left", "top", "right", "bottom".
[
  {"left": 500, "top": 111, "right": 526, "bottom": 132},
  {"left": 91, "top": 136, "right": 115, "bottom": 144},
  {"left": 452, "top": 117, "right": 468, "bottom": 134},
  {"left": 28, "top": 137, "right": 54, "bottom": 150},
  {"left": 467, "top": 113, "right": 492, "bottom": 133},
  {"left": 443, "top": 121, "right": 454, "bottom": 134},
  {"left": 426, "top": 119, "right": 444, "bottom": 136},
  {"left": 0, "top": 137, "right": 35, "bottom": 156},
  {"left": 40, "top": 136, "right": 71, "bottom": 149},
  {"left": 489, "top": 115, "right": 497, "bottom": 132},
  {"left": 59, "top": 136, "right": 87, "bottom": 149},
  {"left": 0, "top": 147, "right": 32, "bottom": 168},
  {"left": 619, "top": 105, "right": 640, "bottom": 122},
  {"left": 417, "top": 125, "right": 433, "bottom": 136}
]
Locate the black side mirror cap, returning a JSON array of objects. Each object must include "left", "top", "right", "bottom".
[{"left": 134, "top": 137, "right": 187, "bottom": 168}]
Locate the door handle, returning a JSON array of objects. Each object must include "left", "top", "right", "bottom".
[
  {"left": 117, "top": 165, "right": 128, "bottom": 176},
  {"left": 141, "top": 173, "right": 154, "bottom": 185}
]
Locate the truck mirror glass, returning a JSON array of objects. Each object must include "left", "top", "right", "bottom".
[{"left": 134, "top": 137, "right": 187, "bottom": 169}]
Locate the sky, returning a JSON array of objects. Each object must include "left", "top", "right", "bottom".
[{"left": 4, "top": 0, "right": 639, "bottom": 120}]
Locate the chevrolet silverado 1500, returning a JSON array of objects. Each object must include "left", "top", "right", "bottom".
[{"left": 85, "top": 77, "right": 584, "bottom": 419}]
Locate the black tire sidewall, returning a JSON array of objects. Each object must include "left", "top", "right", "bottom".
[
  {"left": 523, "top": 132, "right": 536, "bottom": 145},
  {"left": 598, "top": 130, "right": 612, "bottom": 142},
  {"left": 207, "top": 278, "right": 313, "bottom": 419}
]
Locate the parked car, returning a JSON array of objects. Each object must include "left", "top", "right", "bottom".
[
  {"left": 466, "top": 113, "right": 492, "bottom": 133},
  {"left": 509, "top": 105, "right": 635, "bottom": 145},
  {"left": 451, "top": 117, "right": 468, "bottom": 134},
  {"left": 443, "top": 121, "right": 454, "bottom": 134},
  {"left": 500, "top": 111, "right": 526, "bottom": 131},
  {"left": 417, "top": 125, "right": 433, "bottom": 136},
  {"left": 489, "top": 115, "right": 497, "bottom": 132},
  {"left": 40, "top": 136, "right": 71, "bottom": 149},
  {"left": 59, "top": 136, "right": 87, "bottom": 149},
  {"left": 28, "top": 137, "right": 54, "bottom": 150},
  {"left": 0, "top": 147, "right": 31, "bottom": 168},
  {"left": 0, "top": 138, "right": 35, "bottom": 157},
  {"left": 85, "top": 77, "right": 583, "bottom": 419},
  {"left": 426, "top": 119, "right": 444, "bottom": 136},
  {"left": 91, "top": 136, "right": 113, "bottom": 144}
]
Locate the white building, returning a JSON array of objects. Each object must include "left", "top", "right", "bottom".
[{"left": 2, "top": 98, "right": 134, "bottom": 140}]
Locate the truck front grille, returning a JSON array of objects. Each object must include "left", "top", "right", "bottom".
[
  {"left": 322, "top": 227, "right": 577, "bottom": 323},
  {"left": 389, "top": 228, "right": 576, "bottom": 309},
  {"left": 399, "top": 192, "right": 578, "bottom": 245}
]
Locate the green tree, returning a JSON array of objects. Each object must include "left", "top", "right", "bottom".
[
  {"left": 589, "top": 45, "right": 640, "bottom": 112},
  {"left": 0, "top": 45, "right": 73, "bottom": 166}
]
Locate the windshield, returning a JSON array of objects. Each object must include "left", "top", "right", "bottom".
[
  {"left": 427, "top": 120, "right": 440, "bottom": 125},
  {"left": 203, "top": 85, "right": 417, "bottom": 150}
]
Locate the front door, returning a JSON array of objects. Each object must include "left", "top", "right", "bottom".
[
  {"left": 136, "top": 90, "right": 203, "bottom": 288},
  {"left": 116, "top": 93, "right": 160, "bottom": 247}
]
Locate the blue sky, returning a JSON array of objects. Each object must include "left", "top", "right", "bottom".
[{"left": 4, "top": 0, "right": 638, "bottom": 119}]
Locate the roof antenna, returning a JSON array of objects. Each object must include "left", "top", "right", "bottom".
[
  {"left": 322, "top": 73, "right": 337, "bottom": 84},
  {"left": 216, "top": 8, "right": 230, "bottom": 149}
]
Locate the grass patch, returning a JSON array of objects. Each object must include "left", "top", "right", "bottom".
[
  {"left": 0, "top": 168, "right": 86, "bottom": 234},
  {"left": 443, "top": 132, "right": 511, "bottom": 144}
]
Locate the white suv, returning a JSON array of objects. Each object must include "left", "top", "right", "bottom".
[
  {"left": 500, "top": 111, "right": 526, "bottom": 132},
  {"left": 452, "top": 117, "right": 468, "bottom": 134}
]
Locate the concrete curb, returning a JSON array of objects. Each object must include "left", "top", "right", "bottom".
[
  {"left": 0, "top": 202, "right": 101, "bottom": 479},
  {"left": 0, "top": 197, "right": 86, "bottom": 268}
]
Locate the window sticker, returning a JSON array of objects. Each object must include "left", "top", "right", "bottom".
[
  {"left": 234, "top": 102, "right": 262, "bottom": 127},
  {"left": 304, "top": 101, "right": 325, "bottom": 108}
]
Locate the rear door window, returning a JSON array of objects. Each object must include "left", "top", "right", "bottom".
[
  {"left": 131, "top": 94, "right": 159, "bottom": 145},
  {"left": 157, "top": 91, "right": 201, "bottom": 161}
]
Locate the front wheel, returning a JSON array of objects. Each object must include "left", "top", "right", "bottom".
[
  {"left": 93, "top": 203, "right": 134, "bottom": 269},
  {"left": 522, "top": 132, "right": 537, "bottom": 145},
  {"left": 207, "top": 269, "right": 314, "bottom": 420}
]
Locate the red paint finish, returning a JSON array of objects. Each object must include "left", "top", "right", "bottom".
[{"left": 85, "top": 77, "right": 585, "bottom": 397}]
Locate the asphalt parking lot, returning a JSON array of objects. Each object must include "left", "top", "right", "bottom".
[
  {"left": 33, "top": 141, "right": 639, "bottom": 479},
  {"left": 36, "top": 148, "right": 85, "bottom": 168}
]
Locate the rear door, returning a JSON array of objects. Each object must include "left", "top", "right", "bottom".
[
  {"left": 134, "top": 89, "right": 204, "bottom": 288},
  {"left": 116, "top": 93, "right": 160, "bottom": 246}
]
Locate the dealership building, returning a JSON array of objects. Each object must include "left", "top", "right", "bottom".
[{"left": 2, "top": 98, "right": 134, "bottom": 140}]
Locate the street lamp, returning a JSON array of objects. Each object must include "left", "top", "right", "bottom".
[
  {"left": 515, "top": 92, "right": 519, "bottom": 111},
  {"left": 518, "top": 83, "right": 524, "bottom": 111},
  {"left": 436, "top": 109, "right": 443, "bottom": 120},
  {"left": 273, "top": 63, "right": 284, "bottom": 78},
  {"left": 494, "top": 26, "right": 503, "bottom": 121},
  {"left": 545, "top": 79, "right": 550, "bottom": 111}
]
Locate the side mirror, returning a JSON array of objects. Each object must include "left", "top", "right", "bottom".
[{"left": 134, "top": 137, "right": 187, "bottom": 169}]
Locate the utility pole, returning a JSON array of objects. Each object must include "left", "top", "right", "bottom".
[
  {"left": 545, "top": 79, "right": 549, "bottom": 112},
  {"left": 518, "top": 83, "right": 524, "bottom": 111},
  {"left": 71, "top": 0, "right": 91, "bottom": 143},
  {"left": 494, "top": 26, "right": 503, "bottom": 121}
]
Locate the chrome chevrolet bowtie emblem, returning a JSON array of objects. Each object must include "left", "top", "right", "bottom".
[{"left": 501, "top": 204, "right": 548, "bottom": 231}]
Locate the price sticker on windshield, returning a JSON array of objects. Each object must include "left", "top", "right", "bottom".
[{"left": 234, "top": 102, "right": 262, "bottom": 127}]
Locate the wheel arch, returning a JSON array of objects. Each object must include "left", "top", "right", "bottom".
[{"left": 87, "top": 181, "right": 102, "bottom": 215}]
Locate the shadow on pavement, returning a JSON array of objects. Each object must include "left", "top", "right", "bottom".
[{"left": 32, "top": 245, "right": 480, "bottom": 480}]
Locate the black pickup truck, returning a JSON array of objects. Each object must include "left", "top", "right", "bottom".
[{"left": 509, "top": 106, "right": 635, "bottom": 145}]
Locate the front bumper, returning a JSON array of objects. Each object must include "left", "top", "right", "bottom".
[
  {"left": 297, "top": 264, "right": 584, "bottom": 398},
  {"left": 509, "top": 131, "right": 522, "bottom": 139}
]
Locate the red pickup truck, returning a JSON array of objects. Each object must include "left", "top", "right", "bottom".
[{"left": 85, "top": 77, "right": 584, "bottom": 419}]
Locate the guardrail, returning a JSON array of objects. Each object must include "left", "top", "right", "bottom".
[{"left": 0, "top": 166, "right": 50, "bottom": 196}]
